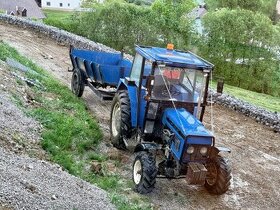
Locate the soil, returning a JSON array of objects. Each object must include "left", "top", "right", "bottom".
[{"left": 0, "top": 23, "right": 279, "bottom": 209}]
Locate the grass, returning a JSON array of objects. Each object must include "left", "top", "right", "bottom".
[
  {"left": 42, "top": 9, "right": 77, "bottom": 32},
  {"left": 210, "top": 81, "right": 280, "bottom": 113},
  {"left": 0, "top": 41, "right": 151, "bottom": 210},
  {"left": 43, "top": 9, "right": 74, "bottom": 22}
]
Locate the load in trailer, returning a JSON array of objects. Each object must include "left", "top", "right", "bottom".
[{"left": 69, "top": 44, "right": 232, "bottom": 195}]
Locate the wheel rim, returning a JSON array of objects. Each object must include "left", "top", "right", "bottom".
[
  {"left": 206, "top": 162, "right": 218, "bottom": 186},
  {"left": 72, "top": 73, "right": 79, "bottom": 94},
  {"left": 133, "top": 160, "right": 142, "bottom": 185},
  {"left": 111, "top": 102, "right": 121, "bottom": 137}
]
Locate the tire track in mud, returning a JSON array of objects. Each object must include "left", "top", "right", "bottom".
[{"left": 1, "top": 23, "right": 279, "bottom": 209}]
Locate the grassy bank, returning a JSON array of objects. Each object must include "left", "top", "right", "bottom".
[
  {"left": 210, "top": 81, "right": 280, "bottom": 113},
  {"left": 0, "top": 41, "right": 150, "bottom": 210}
]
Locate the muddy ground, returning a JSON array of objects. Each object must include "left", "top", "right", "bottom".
[{"left": 0, "top": 23, "right": 279, "bottom": 209}]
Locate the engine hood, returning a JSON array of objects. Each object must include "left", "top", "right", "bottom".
[{"left": 162, "top": 108, "right": 213, "bottom": 138}]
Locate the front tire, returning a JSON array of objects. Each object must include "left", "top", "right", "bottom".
[
  {"left": 204, "top": 156, "right": 232, "bottom": 195},
  {"left": 71, "top": 68, "right": 85, "bottom": 97},
  {"left": 133, "top": 152, "right": 157, "bottom": 194},
  {"left": 110, "top": 91, "right": 131, "bottom": 149}
]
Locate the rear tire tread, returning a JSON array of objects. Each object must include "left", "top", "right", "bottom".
[{"left": 110, "top": 91, "right": 132, "bottom": 149}]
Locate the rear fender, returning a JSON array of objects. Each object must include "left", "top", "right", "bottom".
[{"left": 116, "top": 79, "right": 137, "bottom": 127}]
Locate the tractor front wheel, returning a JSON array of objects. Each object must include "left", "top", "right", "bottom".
[
  {"left": 204, "top": 156, "right": 232, "bottom": 195},
  {"left": 71, "top": 68, "right": 85, "bottom": 97},
  {"left": 133, "top": 152, "right": 157, "bottom": 194},
  {"left": 110, "top": 91, "right": 131, "bottom": 149}
]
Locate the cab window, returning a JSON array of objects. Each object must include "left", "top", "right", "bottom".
[{"left": 130, "top": 53, "right": 143, "bottom": 86}]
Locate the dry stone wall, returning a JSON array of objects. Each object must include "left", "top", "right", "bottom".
[
  {"left": 210, "top": 92, "right": 280, "bottom": 133},
  {"left": 0, "top": 14, "right": 279, "bottom": 132},
  {"left": 0, "top": 14, "right": 117, "bottom": 52}
]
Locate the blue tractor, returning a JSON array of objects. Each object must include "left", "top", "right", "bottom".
[{"left": 69, "top": 45, "right": 232, "bottom": 195}]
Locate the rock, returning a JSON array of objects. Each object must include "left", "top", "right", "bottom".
[
  {"left": 51, "top": 195, "right": 58, "bottom": 200},
  {"left": 20, "top": 180, "right": 36, "bottom": 193},
  {"left": 105, "top": 162, "right": 117, "bottom": 176},
  {"left": 90, "top": 160, "right": 102, "bottom": 174},
  {"left": 23, "top": 164, "right": 33, "bottom": 171},
  {"left": 27, "top": 164, "right": 34, "bottom": 170}
]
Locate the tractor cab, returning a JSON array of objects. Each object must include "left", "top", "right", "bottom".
[{"left": 127, "top": 45, "right": 213, "bottom": 138}]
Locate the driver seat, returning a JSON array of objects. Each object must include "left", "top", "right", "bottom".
[{"left": 152, "top": 75, "right": 169, "bottom": 98}]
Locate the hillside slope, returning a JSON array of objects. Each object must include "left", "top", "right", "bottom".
[
  {"left": 0, "top": 62, "right": 115, "bottom": 210},
  {"left": 0, "top": 22, "right": 279, "bottom": 209}
]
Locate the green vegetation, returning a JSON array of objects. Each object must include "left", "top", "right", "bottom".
[
  {"left": 199, "top": 2, "right": 280, "bottom": 97},
  {"left": 42, "top": 0, "right": 280, "bottom": 98},
  {"left": 43, "top": 0, "right": 194, "bottom": 53},
  {"left": 200, "top": 8, "right": 280, "bottom": 96},
  {"left": 205, "top": 0, "right": 278, "bottom": 20},
  {"left": 43, "top": 9, "right": 79, "bottom": 33},
  {"left": 210, "top": 81, "right": 280, "bottom": 112},
  {"left": 0, "top": 41, "right": 151, "bottom": 209}
]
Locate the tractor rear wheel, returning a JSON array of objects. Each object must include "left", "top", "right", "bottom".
[
  {"left": 204, "top": 156, "right": 232, "bottom": 195},
  {"left": 71, "top": 68, "right": 85, "bottom": 97},
  {"left": 133, "top": 151, "right": 157, "bottom": 194},
  {"left": 110, "top": 91, "right": 131, "bottom": 149}
]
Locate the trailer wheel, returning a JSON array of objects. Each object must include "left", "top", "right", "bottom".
[
  {"left": 71, "top": 68, "right": 85, "bottom": 97},
  {"left": 110, "top": 91, "right": 131, "bottom": 149},
  {"left": 205, "top": 156, "right": 232, "bottom": 195},
  {"left": 133, "top": 152, "right": 157, "bottom": 194}
]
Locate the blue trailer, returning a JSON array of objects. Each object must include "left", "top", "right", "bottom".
[
  {"left": 69, "top": 44, "right": 232, "bottom": 195},
  {"left": 69, "top": 46, "right": 132, "bottom": 99}
]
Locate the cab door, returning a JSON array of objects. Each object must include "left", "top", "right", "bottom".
[{"left": 129, "top": 53, "right": 149, "bottom": 129}]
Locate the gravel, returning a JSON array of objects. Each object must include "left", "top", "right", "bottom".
[
  {"left": 0, "top": 147, "right": 115, "bottom": 210},
  {"left": 0, "top": 93, "right": 41, "bottom": 149},
  {"left": 0, "top": 65, "right": 115, "bottom": 210}
]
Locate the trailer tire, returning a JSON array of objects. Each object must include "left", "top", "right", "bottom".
[
  {"left": 204, "top": 156, "right": 232, "bottom": 195},
  {"left": 71, "top": 68, "right": 85, "bottom": 97},
  {"left": 133, "top": 152, "right": 157, "bottom": 194},
  {"left": 110, "top": 91, "right": 131, "bottom": 149}
]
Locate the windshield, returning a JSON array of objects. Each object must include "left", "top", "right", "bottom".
[{"left": 151, "top": 66, "right": 207, "bottom": 103}]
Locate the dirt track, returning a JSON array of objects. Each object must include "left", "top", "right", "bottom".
[{"left": 0, "top": 23, "right": 279, "bottom": 209}]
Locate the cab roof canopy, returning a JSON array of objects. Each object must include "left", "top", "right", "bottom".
[{"left": 136, "top": 45, "right": 214, "bottom": 70}]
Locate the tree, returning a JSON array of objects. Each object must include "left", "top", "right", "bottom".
[
  {"left": 76, "top": 0, "right": 194, "bottom": 52},
  {"left": 205, "top": 0, "right": 277, "bottom": 18},
  {"left": 76, "top": 1, "right": 159, "bottom": 53},
  {"left": 151, "top": 0, "right": 194, "bottom": 48},
  {"left": 201, "top": 8, "right": 280, "bottom": 96}
]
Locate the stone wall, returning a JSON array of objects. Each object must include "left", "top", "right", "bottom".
[
  {"left": 0, "top": 14, "right": 279, "bottom": 132},
  {"left": 210, "top": 92, "right": 280, "bottom": 133},
  {"left": 0, "top": 14, "right": 117, "bottom": 53}
]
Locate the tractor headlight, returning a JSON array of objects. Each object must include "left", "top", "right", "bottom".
[
  {"left": 200, "top": 147, "right": 208, "bottom": 156},
  {"left": 186, "top": 146, "right": 195, "bottom": 154}
]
